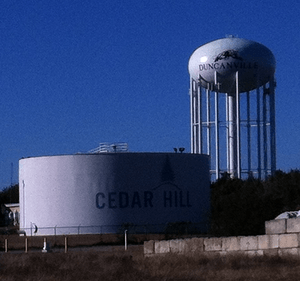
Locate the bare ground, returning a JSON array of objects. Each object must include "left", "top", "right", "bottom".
[{"left": 1, "top": 247, "right": 300, "bottom": 281}]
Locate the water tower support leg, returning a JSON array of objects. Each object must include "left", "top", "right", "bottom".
[
  {"left": 206, "top": 89, "right": 211, "bottom": 156},
  {"left": 269, "top": 77, "right": 276, "bottom": 174},
  {"left": 247, "top": 91, "right": 252, "bottom": 175},
  {"left": 256, "top": 87, "right": 262, "bottom": 179},
  {"left": 263, "top": 85, "right": 268, "bottom": 178},
  {"left": 236, "top": 71, "right": 241, "bottom": 178}
]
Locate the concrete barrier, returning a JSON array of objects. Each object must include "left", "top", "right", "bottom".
[
  {"left": 287, "top": 217, "right": 300, "bottom": 233},
  {"left": 265, "top": 219, "right": 286, "bottom": 234},
  {"left": 257, "top": 235, "right": 269, "bottom": 250},
  {"left": 170, "top": 239, "right": 184, "bottom": 253},
  {"left": 279, "top": 234, "right": 299, "bottom": 248},
  {"left": 222, "top": 237, "right": 240, "bottom": 252},
  {"left": 155, "top": 240, "right": 170, "bottom": 254},
  {"left": 183, "top": 238, "right": 204, "bottom": 254},
  {"left": 240, "top": 236, "right": 258, "bottom": 251},
  {"left": 145, "top": 234, "right": 300, "bottom": 257},
  {"left": 144, "top": 240, "right": 155, "bottom": 255},
  {"left": 269, "top": 235, "right": 279, "bottom": 249},
  {"left": 279, "top": 248, "right": 299, "bottom": 256},
  {"left": 204, "top": 238, "right": 222, "bottom": 252}
]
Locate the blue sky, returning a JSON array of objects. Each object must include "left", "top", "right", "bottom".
[{"left": 0, "top": 0, "right": 299, "bottom": 189}]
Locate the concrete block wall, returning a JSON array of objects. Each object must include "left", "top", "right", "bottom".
[
  {"left": 145, "top": 218, "right": 300, "bottom": 257},
  {"left": 265, "top": 217, "right": 300, "bottom": 234},
  {"left": 145, "top": 233, "right": 300, "bottom": 257}
]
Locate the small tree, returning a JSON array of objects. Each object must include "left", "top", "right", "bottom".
[{"left": 0, "top": 184, "right": 19, "bottom": 204}]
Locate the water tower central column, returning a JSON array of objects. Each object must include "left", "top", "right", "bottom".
[{"left": 227, "top": 93, "right": 237, "bottom": 178}]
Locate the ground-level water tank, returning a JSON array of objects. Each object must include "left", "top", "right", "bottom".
[{"left": 19, "top": 153, "right": 210, "bottom": 235}]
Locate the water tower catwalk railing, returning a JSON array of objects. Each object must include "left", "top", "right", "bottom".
[{"left": 190, "top": 71, "right": 276, "bottom": 180}]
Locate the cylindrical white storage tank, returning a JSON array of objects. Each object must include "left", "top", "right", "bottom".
[{"left": 19, "top": 153, "right": 210, "bottom": 235}]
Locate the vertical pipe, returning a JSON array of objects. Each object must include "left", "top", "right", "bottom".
[
  {"left": 247, "top": 91, "right": 251, "bottom": 176},
  {"left": 228, "top": 95, "right": 236, "bottom": 177},
  {"left": 214, "top": 72, "right": 220, "bottom": 179},
  {"left": 65, "top": 236, "right": 68, "bottom": 253},
  {"left": 25, "top": 238, "right": 28, "bottom": 253},
  {"left": 125, "top": 230, "right": 128, "bottom": 251},
  {"left": 236, "top": 72, "right": 241, "bottom": 178},
  {"left": 22, "top": 180, "right": 25, "bottom": 231},
  {"left": 42, "top": 237, "right": 47, "bottom": 253},
  {"left": 256, "top": 87, "right": 261, "bottom": 179},
  {"left": 226, "top": 93, "right": 230, "bottom": 173},
  {"left": 263, "top": 85, "right": 268, "bottom": 178},
  {"left": 5, "top": 239, "right": 8, "bottom": 253}
]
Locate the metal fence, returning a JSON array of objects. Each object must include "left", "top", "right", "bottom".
[{"left": 20, "top": 222, "right": 208, "bottom": 236}]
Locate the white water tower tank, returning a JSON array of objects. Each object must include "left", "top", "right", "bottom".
[
  {"left": 188, "top": 37, "right": 276, "bottom": 179},
  {"left": 189, "top": 37, "right": 275, "bottom": 93}
]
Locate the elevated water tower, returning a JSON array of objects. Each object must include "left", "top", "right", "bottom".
[{"left": 188, "top": 37, "right": 276, "bottom": 180}]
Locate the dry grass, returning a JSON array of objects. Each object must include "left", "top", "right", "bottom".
[{"left": 1, "top": 248, "right": 300, "bottom": 281}]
